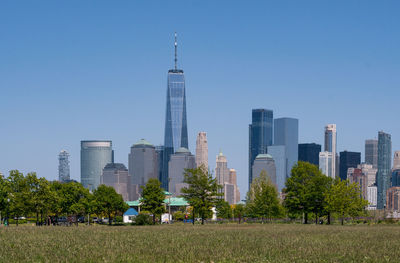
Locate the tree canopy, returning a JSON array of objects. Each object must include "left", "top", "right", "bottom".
[{"left": 140, "top": 179, "right": 165, "bottom": 224}]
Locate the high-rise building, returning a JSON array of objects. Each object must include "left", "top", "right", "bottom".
[
  {"left": 377, "top": 131, "right": 392, "bottom": 209},
  {"left": 195, "top": 132, "right": 208, "bottom": 169},
  {"left": 392, "top": 169, "right": 400, "bottom": 187},
  {"left": 347, "top": 168, "right": 367, "bottom": 200},
  {"left": 393, "top": 151, "right": 400, "bottom": 170},
  {"left": 365, "top": 139, "right": 378, "bottom": 169},
  {"left": 358, "top": 163, "right": 377, "bottom": 187},
  {"left": 81, "top": 140, "right": 113, "bottom": 191},
  {"left": 155, "top": 146, "right": 164, "bottom": 184},
  {"left": 101, "top": 163, "right": 131, "bottom": 201},
  {"left": 268, "top": 145, "right": 286, "bottom": 193},
  {"left": 252, "top": 154, "right": 276, "bottom": 186},
  {"left": 298, "top": 143, "right": 321, "bottom": 166},
  {"left": 319, "top": 151, "right": 333, "bottom": 178},
  {"left": 58, "top": 150, "right": 70, "bottom": 182},
  {"left": 162, "top": 33, "right": 188, "bottom": 190},
  {"left": 324, "top": 124, "right": 337, "bottom": 179},
  {"left": 168, "top": 147, "right": 195, "bottom": 195},
  {"left": 249, "top": 109, "right": 273, "bottom": 188},
  {"left": 228, "top": 169, "right": 241, "bottom": 204},
  {"left": 216, "top": 151, "right": 229, "bottom": 186},
  {"left": 339, "top": 151, "right": 361, "bottom": 181},
  {"left": 128, "top": 139, "right": 158, "bottom": 196},
  {"left": 274, "top": 118, "right": 298, "bottom": 182},
  {"left": 367, "top": 186, "right": 377, "bottom": 210},
  {"left": 386, "top": 187, "right": 400, "bottom": 214}
]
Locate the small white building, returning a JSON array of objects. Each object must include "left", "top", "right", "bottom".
[{"left": 123, "top": 208, "right": 138, "bottom": 223}]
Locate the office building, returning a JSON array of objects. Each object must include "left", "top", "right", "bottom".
[
  {"left": 358, "top": 163, "right": 377, "bottom": 187},
  {"left": 392, "top": 169, "right": 400, "bottom": 187},
  {"left": 347, "top": 168, "right": 367, "bottom": 200},
  {"left": 195, "top": 132, "right": 208, "bottom": 169},
  {"left": 58, "top": 150, "right": 70, "bottom": 182},
  {"left": 101, "top": 163, "right": 130, "bottom": 201},
  {"left": 339, "top": 151, "right": 361, "bottom": 181},
  {"left": 367, "top": 186, "right": 377, "bottom": 210},
  {"left": 81, "top": 140, "right": 113, "bottom": 191},
  {"left": 365, "top": 139, "right": 378, "bottom": 169},
  {"left": 168, "top": 147, "right": 195, "bottom": 195},
  {"left": 249, "top": 109, "right": 273, "bottom": 188},
  {"left": 386, "top": 187, "right": 400, "bottom": 213},
  {"left": 298, "top": 143, "right": 321, "bottom": 166},
  {"left": 377, "top": 131, "right": 392, "bottom": 209},
  {"left": 393, "top": 151, "right": 400, "bottom": 170},
  {"left": 128, "top": 139, "right": 158, "bottom": 196},
  {"left": 228, "top": 169, "right": 241, "bottom": 204},
  {"left": 216, "top": 151, "right": 229, "bottom": 186},
  {"left": 252, "top": 154, "right": 276, "bottom": 186},
  {"left": 274, "top": 117, "right": 298, "bottom": 181},
  {"left": 155, "top": 146, "right": 164, "bottom": 184},
  {"left": 319, "top": 151, "right": 333, "bottom": 178},
  {"left": 268, "top": 145, "right": 286, "bottom": 192},
  {"left": 224, "top": 183, "right": 236, "bottom": 205},
  {"left": 324, "top": 124, "right": 337, "bottom": 179},
  {"left": 162, "top": 33, "right": 188, "bottom": 190}
]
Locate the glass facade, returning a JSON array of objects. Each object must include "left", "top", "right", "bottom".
[
  {"left": 298, "top": 143, "right": 321, "bottom": 166},
  {"left": 268, "top": 145, "right": 286, "bottom": 192},
  {"left": 377, "top": 131, "right": 392, "bottom": 209},
  {"left": 339, "top": 151, "right": 361, "bottom": 181},
  {"left": 248, "top": 109, "right": 273, "bottom": 188},
  {"left": 365, "top": 139, "right": 378, "bottom": 169},
  {"left": 80, "top": 140, "right": 113, "bottom": 191},
  {"left": 58, "top": 150, "right": 70, "bottom": 182}
]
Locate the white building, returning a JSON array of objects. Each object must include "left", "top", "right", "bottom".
[
  {"left": 358, "top": 163, "right": 377, "bottom": 187},
  {"left": 324, "top": 124, "right": 337, "bottom": 178},
  {"left": 367, "top": 186, "right": 377, "bottom": 210},
  {"left": 319, "top": 151, "right": 333, "bottom": 178},
  {"left": 195, "top": 132, "right": 208, "bottom": 169}
]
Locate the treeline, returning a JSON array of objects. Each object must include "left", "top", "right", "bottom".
[{"left": 0, "top": 170, "right": 128, "bottom": 225}]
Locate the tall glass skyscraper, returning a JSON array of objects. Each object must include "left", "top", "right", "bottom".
[
  {"left": 377, "top": 131, "right": 392, "bottom": 209},
  {"left": 58, "top": 150, "right": 70, "bottom": 182},
  {"left": 324, "top": 124, "right": 337, "bottom": 178},
  {"left": 162, "top": 33, "right": 188, "bottom": 190},
  {"left": 249, "top": 109, "right": 273, "bottom": 188}
]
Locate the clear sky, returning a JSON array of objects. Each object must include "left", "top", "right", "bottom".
[{"left": 1, "top": 1, "right": 399, "bottom": 197}]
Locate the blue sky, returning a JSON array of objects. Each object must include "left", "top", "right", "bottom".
[{"left": 1, "top": 1, "right": 399, "bottom": 196}]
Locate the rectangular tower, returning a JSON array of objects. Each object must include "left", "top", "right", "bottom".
[
  {"left": 365, "top": 139, "right": 378, "bottom": 169},
  {"left": 377, "top": 131, "right": 392, "bottom": 209},
  {"left": 298, "top": 143, "right": 321, "bottom": 166},
  {"left": 324, "top": 124, "right": 337, "bottom": 179},
  {"left": 339, "top": 151, "right": 361, "bottom": 181}
]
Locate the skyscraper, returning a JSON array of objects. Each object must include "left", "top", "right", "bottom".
[
  {"left": 324, "top": 124, "right": 337, "bottom": 178},
  {"left": 228, "top": 169, "right": 241, "bottom": 204},
  {"left": 195, "top": 132, "right": 208, "bottom": 169},
  {"left": 162, "top": 33, "right": 188, "bottom": 190},
  {"left": 58, "top": 150, "right": 70, "bottom": 182},
  {"left": 252, "top": 154, "right": 277, "bottom": 186},
  {"left": 80, "top": 140, "right": 113, "bottom": 191},
  {"left": 339, "top": 151, "right": 361, "bottom": 181},
  {"left": 268, "top": 145, "right": 286, "bottom": 192},
  {"left": 365, "top": 139, "right": 378, "bottom": 169},
  {"left": 274, "top": 117, "right": 299, "bottom": 181},
  {"left": 168, "top": 147, "right": 195, "bottom": 195},
  {"left": 249, "top": 109, "right": 273, "bottom": 188},
  {"left": 377, "top": 131, "right": 392, "bottom": 209},
  {"left": 216, "top": 151, "right": 229, "bottom": 186},
  {"left": 298, "top": 143, "right": 321, "bottom": 166},
  {"left": 393, "top": 151, "right": 400, "bottom": 170},
  {"left": 358, "top": 163, "right": 377, "bottom": 187},
  {"left": 101, "top": 163, "right": 130, "bottom": 201},
  {"left": 347, "top": 168, "right": 367, "bottom": 200},
  {"left": 319, "top": 151, "right": 333, "bottom": 178}
]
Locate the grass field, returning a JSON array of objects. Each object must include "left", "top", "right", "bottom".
[{"left": 0, "top": 224, "right": 399, "bottom": 262}]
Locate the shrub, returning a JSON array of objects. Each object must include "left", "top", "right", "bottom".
[
  {"left": 114, "top": 216, "right": 123, "bottom": 223},
  {"left": 135, "top": 212, "right": 152, "bottom": 225},
  {"left": 173, "top": 211, "right": 185, "bottom": 221}
]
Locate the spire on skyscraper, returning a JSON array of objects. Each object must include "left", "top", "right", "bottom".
[{"left": 174, "top": 32, "right": 178, "bottom": 70}]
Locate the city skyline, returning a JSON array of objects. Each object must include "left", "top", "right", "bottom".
[{"left": 1, "top": 1, "right": 400, "bottom": 197}]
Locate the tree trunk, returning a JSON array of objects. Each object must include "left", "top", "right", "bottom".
[
  {"left": 304, "top": 213, "right": 308, "bottom": 224},
  {"left": 201, "top": 211, "right": 204, "bottom": 225},
  {"left": 36, "top": 211, "right": 39, "bottom": 226},
  {"left": 341, "top": 212, "right": 344, "bottom": 225},
  {"left": 238, "top": 215, "right": 241, "bottom": 224},
  {"left": 109, "top": 213, "right": 112, "bottom": 226},
  {"left": 315, "top": 213, "right": 318, "bottom": 224}
]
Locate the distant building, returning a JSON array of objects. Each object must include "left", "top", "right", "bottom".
[
  {"left": 377, "top": 131, "right": 392, "bottom": 209},
  {"left": 252, "top": 154, "right": 276, "bottom": 186},
  {"left": 339, "top": 151, "right": 361, "bottom": 181},
  {"left": 195, "top": 132, "right": 208, "bottom": 169},
  {"left": 274, "top": 117, "right": 298, "bottom": 184},
  {"left": 216, "top": 151, "right": 229, "bottom": 186},
  {"left": 268, "top": 145, "right": 286, "bottom": 192},
  {"left": 392, "top": 169, "right": 400, "bottom": 187},
  {"left": 101, "top": 163, "right": 130, "bottom": 201},
  {"left": 347, "top": 168, "right": 367, "bottom": 200},
  {"left": 393, "top": 151, "right": 400, "bottom": 170},
  {"left": 168, "top": 147, "right": 195, "bottom": 195},
  {"left": 128, "top": 139, "right": 158, "bottom": 197},
  {"left": 367, "top": 186, "right": 377, "bottom": 210},
  {"left": 224, "top": 183, "right": 236, "bottom": 205},
  {"left": 365, "top": 139, "right": 378, "bottom": 169},
  {"left": 58, "top": 150, "right": 70, "bottom": 182},
  {"left": 298, "top": 143, "right": 321, "bottom": 166},
  {"left": 319, "top": 151, "right": 333, "bottom": 178},
  {"left": 81, "top": 140, "right": 113, "bottom": 191},
  {"left": 249, "top": 109, "right": 273, "bottom": 189},
  {"left": 155, "top": 146, "right": 164, "bottom": 185},
  {"left": 358, "top": 163, "right": 377, "bottom": 187},
  {"left": 228, "top": 169, "right": 241, "bottom": 204},
  {"left": 386, "top": 187, "right": 400, "bottom": 214},
  {"left": 324, "top": 124, "right": 337, "bottom": 179}
]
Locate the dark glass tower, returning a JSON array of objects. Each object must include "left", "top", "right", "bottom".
[
  {"left": 298, "top": 143, "right": 321, "bottom": 166},
  {"left": 377, "top": 131, "right": 392, "bottom": 209},
  {"left": 339, "top": 151, "right": 361, "bottom": 181},
  {"left": 162, "top": 33, "right": 188, "bottom": 190},
  {"left": 249, "top": 109, "right": 273, "bottom": 188}
]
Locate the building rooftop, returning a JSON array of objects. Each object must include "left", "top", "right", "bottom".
[
  {"left": 255, "top": 154, "right": 273, "bottom": 159},
  {"left": 175, "top": 147, "right": 190, "bottom": 154},
  {"left": 103, "top": 163, "right": 128, "bottom": 171},
  {"left": 123, "top": 207, "right": 138, "bottom": 216},
  {"left": 132, "top": 139, "right": 154, "bottom": 148},
  {"left": 126, "top": 196, "right": 188, "bottom": 207}
]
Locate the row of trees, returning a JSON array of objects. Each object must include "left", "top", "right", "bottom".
[{"left": 0, "top": 170, "right": 128, "bottom": 225}]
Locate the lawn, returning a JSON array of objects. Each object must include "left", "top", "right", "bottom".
[{"left": 0, "top": 224, "right": 398, "bottom": 262}]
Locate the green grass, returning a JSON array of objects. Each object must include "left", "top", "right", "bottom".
[{"left": 0, "top": 224, "right": 399, "bottom": 262}]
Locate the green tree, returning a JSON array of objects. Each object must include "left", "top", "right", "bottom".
[
  {"left": 7, "top": 170, "right": 29, "bottom": 226},
  {"left": 26, "top": 173, "right": 53, "bottom": 225},
  {"left": 140, "top": 179, "right": 165, "bottom": 224},
  {"left": 283, "top": 161, "right": 332, "bottom": 224},
  {"left": 325, "top": 179, "right": 369, "bottom": 225},
  {"left": 216, "top": 200, "right": 232, "bottom": 219},
  {"left": 93, "top": 184, "right": 128, "bottom": 225},
  {"left": 246, "top": 170, "right": 282, "bottom": 222},
  {"left": 233, "top": 204, "right": 245, "bottom": 224},
  {"left": 0, "top": 174, "right": 10, "bottom": 223},
  {"left": 181, "top": 167, "right": 222, "bottom": 225}
]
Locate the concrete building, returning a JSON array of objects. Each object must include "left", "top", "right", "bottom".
[
  {"left": 358, "top": 163, "right": 377, "bottom": 187},
  {"left": 386, "top": 187, "right": 400, "bottom": 215},
  {"left": 324, "top": 124, "right": 337, "bottom": 179},
  {"left": 58, "top": 150, "right": 70, "bottom": 182},
  {"left": 367, "top": 186, "right": 377, "bottom": 210},
  {"left": 319, "top": 151, "right": 333, "bottom": 178},
  {"left": 128, "top": 139, "right": 158, "bottom": 197},
  {"left": 216, "top": 151, "right": 229, "bottom": 186},
  {"left": 195, "top": 132, "right": 208, "bottom": 169},
  {"left": 347, "top": 168, "right": 367, "bottom": 200},
  {"left": 155, "top": 146, "right": 164, "bottom": 185},
  {"left": 298, "top": 143, "right": 321, "bottom": 166},
  {"left": 228, "top": 169, "right": 241, "bottom": 204},
  {"left": 365, "top": 139, "right": 378, "bottom": 169},
  {"left": 339, "top": 151, "right": 361, "bottom": 181},
  {"left": 81, "top": 140, "right": 113, "bottom": 191},
  {"left": 392, "top": 169, "right": 400, "bottom": 187},
  {"left": 224, "top": 183, "right": 236, "bottom": 205},
  {"left": 168, "top": 147, "right": 195, "bottom": 195},
  {"left": 268, "top": 145, "right": 286, "bottom": 193},
  {"left": 101, "top": 163, "right": 131, "bottom": 201},
  {"left": 252, "top": 154, "right": 276, "bottom": 186},
  {"left": 393, "top": 151, "right": 400, "bottom": 170},
  {"left": 377, "top": 131, "right": 392, "bottom": 209}
]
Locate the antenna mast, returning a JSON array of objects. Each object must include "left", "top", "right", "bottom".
[{"left": 174, "top": 32, "right": 177, "bottom": 70}]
